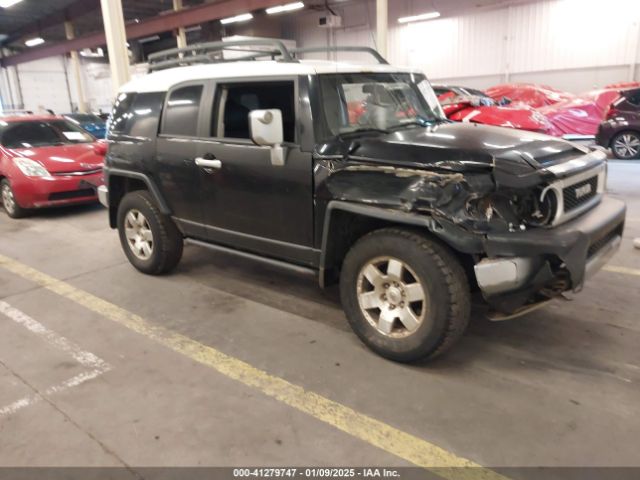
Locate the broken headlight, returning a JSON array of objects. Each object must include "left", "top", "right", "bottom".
[
  {"left": 512, "top": 186, "right": 558, "bottom": 227},
  {"left": 467, "top": 186, "right": 558, "bottom": 229}
]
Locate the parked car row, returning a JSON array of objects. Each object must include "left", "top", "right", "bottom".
[{"left": 435, "top": 82, "right": 640, "bottom": 159}]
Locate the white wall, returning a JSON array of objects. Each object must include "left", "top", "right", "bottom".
[
  {"left": 292, "top": 0, "right": 640, "bottom": 93},
  {"left": 11, "top": 57, "right": 73, "bottom": 114}
]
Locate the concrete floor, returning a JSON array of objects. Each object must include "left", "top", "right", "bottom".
[{"left": 0, "top": 161, "right": 639, "bottom": 472}]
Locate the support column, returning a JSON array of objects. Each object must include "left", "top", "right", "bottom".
[
  {"left": 64, "top": 21, "right": 88, "bottom": 113},
  {"left": 376, "top": 0, "right": 388, "bottom": 58},
  {"left": 100, "top": 0, "right": 130, "bottom": 95},
  {"left": 173, "top": 0, "right": 188, "bottom": 49}
]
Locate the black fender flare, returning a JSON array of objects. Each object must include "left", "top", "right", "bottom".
[
  {"left": 318, "top": 201, "right": 483, "bottom": 287},
  {"left": 105, "top": 167, "right": 171, "bottom": 215}
]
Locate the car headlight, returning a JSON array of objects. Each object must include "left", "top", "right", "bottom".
[{"left": 14, "top": 158, "right": 50, "bottom": 177}]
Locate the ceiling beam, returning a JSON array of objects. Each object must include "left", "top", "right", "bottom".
[{"left": 1, "top": 0, "right": 285, "bottom": 67}]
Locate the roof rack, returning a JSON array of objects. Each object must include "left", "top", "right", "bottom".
[
  {"left": 147, "top": 40, "right": 389, "bottom": 72},
  {"left": 147, "top": 39, "right": 295, "bottom": 72},
  {"left": 290, "top": 46, "right": 389, "bottom": 65}
]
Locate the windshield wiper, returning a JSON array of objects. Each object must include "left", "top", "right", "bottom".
[
  {"left": 337, "top": 127, "right": 389, "bottom": 138},
  {"left": 387, "top": 116, "right": 439, "bottom": 131}
]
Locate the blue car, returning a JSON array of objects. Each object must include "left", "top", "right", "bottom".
[{"left": 63, "top": 113, "right": 107, "bottom": 139}]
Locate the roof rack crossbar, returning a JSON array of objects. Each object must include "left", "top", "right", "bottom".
[
  {"left": 290, "top": 46, "right": 389, "bottom": 65},
  {"left": 148, "top": 39, "right": 295, "bottom": 72}
]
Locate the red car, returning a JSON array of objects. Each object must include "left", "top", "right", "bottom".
[
  {"left": 0, "top": 115, "right": 106, "bottom": 218},
  {"left": 433, "top": 85, "right": 561, "bottom": 135},
  {"left": 538, "top": 87, "right": 635, "bottom": 137},
  {"left": 484, "top": 83, "right": 575, "bottom": 108}
]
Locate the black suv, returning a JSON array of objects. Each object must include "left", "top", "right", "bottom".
[{"left": 99, "top": 41, "right": 626, "bottom": 362}]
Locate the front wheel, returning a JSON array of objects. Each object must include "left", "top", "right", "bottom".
[
  {"left": 340, "top": 228, "right": 470, "bottom": 362},
  {"left": 1, "top": 179, "right": 28, "bottom": 219},
  {"left": 117, "top": 190, "right": 183, "bottom": 275},
  {"left": 611, "top": 131, "right": 640, "bottom": 160}
]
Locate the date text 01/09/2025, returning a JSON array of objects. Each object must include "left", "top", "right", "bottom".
[{"left": 232, "top": 468, "right": 401, "bottom": 478}]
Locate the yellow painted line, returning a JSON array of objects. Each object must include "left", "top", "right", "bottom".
[
  {"left": 0, "top": 254, "right": 506, "bottom": 480},
  {"left": 604, "top": 265, "right": 640, "bottom": 277}
]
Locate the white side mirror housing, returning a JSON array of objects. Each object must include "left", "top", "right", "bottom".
[{"left": 249, "top": 109, "right": 285, "bottom": 166}]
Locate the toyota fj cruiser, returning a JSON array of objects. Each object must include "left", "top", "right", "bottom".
[{"left": 99, "top": 40, "right": 626, "bottom": 362}]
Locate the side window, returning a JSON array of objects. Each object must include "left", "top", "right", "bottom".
[
  {"left": 108, "top": 92, "right": 164, "bottom": 138},
  {"left": 127, "top": 92, "right": 165, "bottom": 138},
  {"left": 213, "top": 81, "right": 295, "bottom": 143},
  {"left": 108, "top": 92, "right": 136, "bottom": 135},
  {"left": 162, "top": 85, "right": 203, "bottom": 137},
  {"left": 627, "top": 92, "right": 640, "bottom": 106}
]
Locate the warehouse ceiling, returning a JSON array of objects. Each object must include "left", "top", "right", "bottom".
[
  {"left": 0, "top": 0, "right": 539, "bottom": 53},
  {"left": 0, "top": 0, "right": 208, "bottom": 48}
]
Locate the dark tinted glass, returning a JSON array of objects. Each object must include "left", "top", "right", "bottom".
[
  {"left": 127, "top": 92, "right": 165, "bottom": 138},
  {"left": 162, "top": 85, "right": 203, "bottom": 136},
  {"left": 109, "top": 92, "right": 136, "bottom": 134},
  {"left": 107, "top": 92, "right": 164, "bottom": 138},
  {"left": 213, "top": 82, "right": 295, "bottom": 142},
  {"left": 625, "top": 90, "right": 640, "bottom": 106},
  {"left": 1, "top": 120, "right": 93, "bottom": 148}
]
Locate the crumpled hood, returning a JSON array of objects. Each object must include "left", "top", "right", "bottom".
[
  {"left": 9, "top": 143, "right": 104, "bottom": 174},
  {"left": 316, "top": 122, "right": 587, "bottom": 177}
]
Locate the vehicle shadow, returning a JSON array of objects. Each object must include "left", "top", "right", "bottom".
[
  {"left": 28, "top": 202, "right": 105, "bottom": 219},
  {"left": 177, "top": 245, "right": 639, "bottom": 378}
]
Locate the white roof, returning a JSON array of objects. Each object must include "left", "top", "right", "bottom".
[{"left": 119, "top": 59, "right": 422, "bottom": 93}]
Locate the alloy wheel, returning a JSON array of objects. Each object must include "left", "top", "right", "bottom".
[
  {"left": 1, "top": 183, "right": 16, "bottom": 215},
  {"left": 124, "top": 209, "right": 154, "bottom": 260},
  {"left": 356, "top": 256, "right": 428, "bottom": 338},
  {"left": 613, "top": 133, "right": 640, "bottom": 159}
]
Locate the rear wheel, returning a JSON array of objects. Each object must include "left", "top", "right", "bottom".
[
  {"left": 1, "top": 179, "right": 28, "bottom": 219},
  {"left": 117, "top": 190, "right": 183, "bottom": 275},
  {"left": 611, "top": 131, "right": 640, "bottom": 159},
  {"left": 339, "top": 228, "right": 470, "bottom": 362}
]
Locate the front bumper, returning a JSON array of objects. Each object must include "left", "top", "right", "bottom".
[
  {"left": 98, "top": 185, "right": 108, "bottom": 207},
  {"left": 11, "top": 172, "right": 104, "bottom": 209},
  {"left": 474, "top": 196, "right": 625, "bottom": 312}
]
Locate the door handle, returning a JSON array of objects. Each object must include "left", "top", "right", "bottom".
[{"left": 195, "top": 157, "right": 222, "bottom": 169}]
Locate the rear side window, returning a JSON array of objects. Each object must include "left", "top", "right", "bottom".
[
  {"left": 626, "top": 90, "right": 640, "bottom": 106},
  {"left": 212, "top": 81, "right": 295, "bottom": 142},
  {"left": 162, "top": 85, "right": 203, "bottom": 137},
  {"left": 108, "top": 92, "right": 164, "bottom": 138},
  {"left": 109, "top": 92, "right": 136, "bottom": 134}
]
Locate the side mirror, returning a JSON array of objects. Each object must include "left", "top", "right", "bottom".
[
  {"left": 93, "top": 141, "right": 108, "bottom": 156},
  {"left": 249, "top": 109, "right": 285, "bottom": 166}
]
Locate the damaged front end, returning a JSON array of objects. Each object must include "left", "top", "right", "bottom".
[{"left": 315, "top": 126, "right": 626, "bottom": 318}]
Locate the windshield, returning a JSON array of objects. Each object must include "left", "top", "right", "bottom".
[
  {"left": 317, "top": 72, "right": 446, "bottom": 137},
  {"left": 0, "top": 120, "right": 94, "bottom": 148}
]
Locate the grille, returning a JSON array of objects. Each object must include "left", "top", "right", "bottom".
[
  {"left": 49, "top": 188, "right": 96, "bottom": 201},
  {"left": 563, "top": 176, "right": 598, "bottom": 212},
  {"left": 587, "top": 226, "right": 623, "bottom": 258},
  {"left": 53, "top": 168, "right": 102, "bottom": 176}
]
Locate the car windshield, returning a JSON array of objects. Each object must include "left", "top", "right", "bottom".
[
  {"left": 317, "top": 72, "right": 446, "bottom": 136},
  {"left": 0, "top": 119, "right": 94, "bottom": 148}
]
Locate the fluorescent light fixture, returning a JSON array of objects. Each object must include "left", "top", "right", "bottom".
[
  {"left": 397, "top": 11, "right": 440, "bottom": 24},
  {"left": 24, "top": 37, "right": 45, "bottom": 47},
  {"left": 0, "top": 0, "right": 23, "bottom": 8},
  {"left": 266, "top": 2, "right": 304, "bottom": 14},
  {"left": 220, "top": 13, "right": 253, "bottom": 24},
  {"left": 138, "top": 35, "right": 160, "bottom": 43}
]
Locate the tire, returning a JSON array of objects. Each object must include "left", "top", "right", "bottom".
[
  {"left": 339, "top": 228, "right": 470, "bottom": 362},
  {"left": 1, "top": 179, "right": 29, "bottom": 219},
  {"left": 117, "top": 190, "right": 183, "bottom": 275},
  {"left": 611, "top": 131, "right": 640, "bottom": 160}
]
